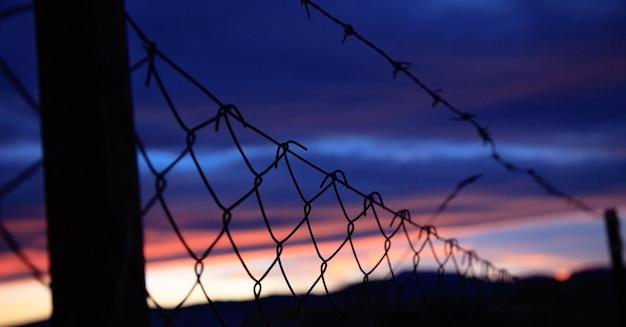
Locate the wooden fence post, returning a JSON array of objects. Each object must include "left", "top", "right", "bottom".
[
  {"left": 604, "top": 208, "right": 625, "bottom": 325},
  {"left": 34, "top": 0, "right": 149, "bottom": 326}
]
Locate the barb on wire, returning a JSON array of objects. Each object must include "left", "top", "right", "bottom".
[
  {"left": 391, "top": 61, "right": 412, "bottom": 79},
  {"left": 342, "top": 24, "right": 356, "bottom": 43},
  {"left": 429, "top": 89, "right": 443, "bottom": 108}
]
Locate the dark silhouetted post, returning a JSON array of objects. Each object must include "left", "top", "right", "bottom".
[
  {"left": 34, "top": 0, "right": 149, "bottom": 326},
  {"left": 604, "top": 208, "right": 625, "bottom": 325}
]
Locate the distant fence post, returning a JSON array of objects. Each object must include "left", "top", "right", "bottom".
[
  {"left": 34, "top": 0, "right": 149, "bottom": 326},
  {"left": 604, "top": 208, "right": 625, "bottom": 324}
]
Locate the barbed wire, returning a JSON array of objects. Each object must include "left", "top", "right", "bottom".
[{"left": 298, "top": 0, "right": 600, "bottom": 218}]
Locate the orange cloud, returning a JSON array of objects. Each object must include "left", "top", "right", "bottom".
[{"left": 0, "top": 249, "right": 49, "bottom": 282}]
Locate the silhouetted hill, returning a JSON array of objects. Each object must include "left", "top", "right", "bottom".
[
  {"left": 511, "top": 267, "right": 621, "bottom": 327},
  {"left": 20, "top": 267, "right": 622, "bottom": 326}
]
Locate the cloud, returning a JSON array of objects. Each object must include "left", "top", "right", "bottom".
[
  {"left": 305, "top": 135, "right": 612, "bottom": 164},
  {"left": 136, "top": 133, "right": 614, "bottom": 178},
  {"left": 0, "top": 141, "right": 41, "bottom": 164}
]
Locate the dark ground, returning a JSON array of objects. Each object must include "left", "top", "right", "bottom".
[{"left": 21, "top": 267, "right": 622, "bottom": 327}]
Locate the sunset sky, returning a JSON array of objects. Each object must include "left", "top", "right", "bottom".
[{"left": 1, "top": 0, "right": 626, "bottom": 325}]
